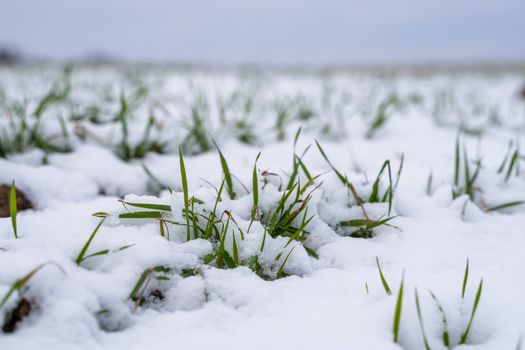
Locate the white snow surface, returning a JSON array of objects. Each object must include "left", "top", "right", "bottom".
[{"left": 0, "top": 66, "right": 525, "bottom": 349}]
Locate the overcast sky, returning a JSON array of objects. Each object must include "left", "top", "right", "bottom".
[{"left": 1, "top": 0, "right": 524, "bottom": 65}]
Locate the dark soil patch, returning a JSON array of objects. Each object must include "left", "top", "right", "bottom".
[
  {"left": 0, "top": 184, "right": 33, "bottom": 218},
  {"left": 2, "top": 298, "right": 32, "bottom": 333}
]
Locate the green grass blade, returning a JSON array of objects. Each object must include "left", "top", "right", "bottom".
[
  {"left": 393, "top": 272, "right": 405, "bottom": 343},
  {"left": 10, "top": 181, "right": 18, "bottom": 239},
  {"left": 203, "top": 180, "right": 225, "bottom": 240},
  {"left": 485, "top": 200, "right": 525, "bottom": 212},
  {"left": 497, "top": 140, "right": 513, "bottom": 174},
  {"left": 429, "top": 290, "right": 450, "bottom": 348},
  {"left": 276, "top": 247, "right": 295, "bottom": 278},
  {"left": 232, "top": 232, "right": 239, "bottom": 267},
  {"left": 260, "top": 227, "right": 267, "bottom": 253},
  {"left": 121, "top": 201, "right": 171, "bottom": 212},
  {"left": 213, "top": 140, "right": 236, "bottom": 199},
  {"left": 341, "top": 216, "right": 396, "bottom": 230},
  {"left": 462, "top": 258, "right": 469, "bottom": 299},
  {"left": 128, "top": 268, "right": 153, "bottom": 302},
  {"left": 459, "top": 279, "right": 483, "bottom": 344},
  {"left": 376, "top": 257, "right": 392, "bottom": 295},
  {"left": 81, "top": 244, "right": 134, "bottom": 261},
  {"left": 454, "top": 133, "right": 460, "bottom": 187},
  {"left": 316, "top": 140, "right": 365, "bottom": 209},
  {"left": 75, "top": 216, "right": 107, "bottom": 265},
  {"left": 252, "top": 152, "right": 261, "bottom": 216},
  {"left": 415, "top": 288, "right": 432, "bottom": 350},
  {"left": 191, "top": 197, "right": 198, "bottom": 239},
  {"left": 505, "top": 151, "right": 519, "bottom": 182},
  {"left": 0, "top": 262, "right": 64, "bottom": 309},
  {"left": 394, "top": 154, "right": 404, "bottom": 191},
  {"left": 179, "top": 146, "right": 191, "bottom": 241},
  {"left": 119, "top": 211, "right": 163, "bottom": 219}
]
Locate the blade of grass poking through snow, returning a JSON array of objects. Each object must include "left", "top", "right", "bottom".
[
  {"left": 179, "top": 146, "right": 191, "bottom": 241},
  {"left": 393, "top": 154, "right": 404, "bottom": 191},
  {"left": 368, "top": 160, "right": 393, "bottom": 214},
  {"left": 276, "top": 247, "right": 295, "bottom": 278},
  {"left": 141, "top": 163, "right": 166, "bottom": 191},
  {"left": 286, "top": 127, "right": 303, "bottom": 190},
  {"left": 215, "top": 216, "right": 232, "bottom": 268},
  {"left": 426, "top": 171, "right": 434, "bottom": 196},
  {"left": 0, "top": 262, "right": 65, "bottom": 310},
  {"left": 486, "top": 200, "right": 525, "bottom": 212},
  {"left": 260, "top": 226, "right": 267, "bottom": 253},
  {"left": 232, "top": 231, "right": 239, "bottom": 266},
  {"left": 415, "top": 288, "right": 431, "bottom": 350},
  {"left": 462, "top": 258, "right": 469, "bottom": 299},
  {"left": 128, "top": 266, "right": 170, "bottom": 307},
  {"left": 459, "top": 279, "right": 484, "bottom": 344},
  {"left": 454, "top": 133, "right": 460, "bottom": 188},
  {"left": 429, "top": 290, "right": 450, "bottom": 347},
  {"left": 120, "top": 201, "right": 171, "bottom": 212},
  {"left": 393, "top": 272, "right": 404, "bottom": 343},
  {"left": 212, "top": 139, "right": 236, "bottom": 199},
  {"left": 285, "top": 209, "right": 314, "bottom": 247},
  {"left": 316, "top": 140, "right": 368, "bottom": 219},
  {"left": 128, "top": 268, "right": 153, "bottom": 305},
  {"left": 75, "top": 214, "right": 108, "bottom": 265},
  {"left": 376, "top": 257, "right": 392, "bottom": 295},
  {"left": 203, "top": 180, "right": 224, "bottom": 240},
  {"left": 10, "top": 181, "right": 18, "bottom": 239},
  {"left": 80, "top": 244, "right": 134, "bottom": 261},
  {"left": 497, "top": 140, "right": 513, "bottom": 174},
  {"left": 252, "top": 152, "right": 261, "bottom": 217},
  {"left": 191, "top": 197, "right": 198, "bottom": 239},
  {"left": 119, "top": 211, "right": 163, "bottom": 219},
  {"left": 505, "top": 150, "right": 520, "bottom": 182},
  {"left": 341, "top": 216, "right": 397, "bottom": 229}
]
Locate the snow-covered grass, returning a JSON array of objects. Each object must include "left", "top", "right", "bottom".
[{"left": 1, "top": 64, "right": 525, "bottom": 349}]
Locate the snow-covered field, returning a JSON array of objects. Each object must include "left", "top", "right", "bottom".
[{"left": 1, "top": 65, "right": 525, "bottom": 349}]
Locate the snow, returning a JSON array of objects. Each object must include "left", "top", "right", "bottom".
[{"left": 0, "top": 65, "right": 525, "bottom": 349}]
